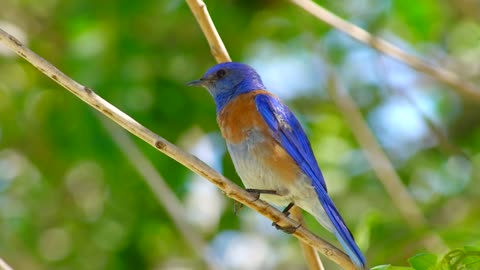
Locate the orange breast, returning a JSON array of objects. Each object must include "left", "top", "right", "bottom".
[
  {"left": 217, "top": 90, "right": 271, "bottom": 144},
  {"left": 217, "top": 90, "right": 301, "bottom": 183}
]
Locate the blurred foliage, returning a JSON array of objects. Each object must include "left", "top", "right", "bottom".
[
  {"left": 372, "top": 245, "right": 480, "bottom": 270},
  {"left": 1, "top": 0, "right": 480, "bottom": 270}
]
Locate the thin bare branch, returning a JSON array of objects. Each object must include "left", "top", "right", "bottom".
[
  {"left": 0, "top": 28, "right": 355, "bottom": 270},
  {"left": 99, "top": 117, "right": 219, "bottom": 270},
  {"left": 185, "top": 1, "right": 329, "bottom": 269},
  {"left": 327, "top": 73, "right": 448, "bottom": 252},
  {"left": 291, "top": 207, "right": 325, "bottom": 270},
  {"left": 376, "top": 56, "right": 469, "bottom": 160},
  {"left": 185, "top": 0, "right": 231, "bottom": 63},
  {"left": 327, "top": 75, "right": 426, "bottom": 228},
  {"left": 0, "top": 258, "right": 13, "bottom": 270},
  {"left": 290, "top": 0, "right": 480, "bottom": 102},
  {"left": 401, "top": 91, "right": 468, "bottom": 159}
]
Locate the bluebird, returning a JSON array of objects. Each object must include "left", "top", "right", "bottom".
[{"left": 188, "top": 62, "right": 366, "bottom": 269}]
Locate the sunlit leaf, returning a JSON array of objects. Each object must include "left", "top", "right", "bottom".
[
  {"left": 371, "top": 264, "right": 414, "bottom": 270},
  {"left": 408, "top": 253, "right": 438, "bottom": 270}
]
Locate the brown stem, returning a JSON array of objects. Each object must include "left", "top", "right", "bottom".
[
  {"left": 290, "top": 0, "right": 480, "bottom": 102},
  {"left": 0, "top": 27, "right": 356, "bottom": 270}
]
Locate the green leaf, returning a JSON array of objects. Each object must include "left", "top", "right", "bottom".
[
  {"left": 370, "top": 264, "right": 413, "bottom": 270},
  {"left": 408, "top": 253, "right": 438, "bottom": 270},
  {"left": 464, "top": 246, "right": 480, "bottom": 252},
  {"left": 439, "top": 247, "right": 480, "bottom": 270},
  {"left": 371, "top": 265, "right": 392, "bottom": 270},
  {"left": 371, "top": 265, "right": 414, "bottom": 270}
]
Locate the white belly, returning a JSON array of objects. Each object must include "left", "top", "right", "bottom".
[
  {"left": 227, "top": 142, "right": 292, "bottom": 206},
  {"left": 226, "top": 131, "right": 311, "bottom": 205},
  {"left": 226, "top": 131, "right": 334, "bottom": 231}
]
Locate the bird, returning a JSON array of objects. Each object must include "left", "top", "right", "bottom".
[{"left": 187, "top": 62, "right": 366, "bottom": 269}]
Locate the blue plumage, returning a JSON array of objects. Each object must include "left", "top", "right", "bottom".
[
  {"left": 188, "top": 62, "right": 367, "bottom": 269},
  {"left": 255, "top": 94, "right": 327, "bottom": 191},
  {"left": 255, "top": 94, "right": 365, "bottom": 268}
]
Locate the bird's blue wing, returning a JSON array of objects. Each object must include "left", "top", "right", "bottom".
[
  {"left": 255, "top": 94, "right": 326, "bottom": 190},
  {"left": 255, "top": 94, "right": 366, "bottom": 269}
]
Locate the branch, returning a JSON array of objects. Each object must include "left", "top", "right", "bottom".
[
  {"left": 291, "top": 207, "right": 325, "bottom": 270},
  {"left": 327, "top": 75, "right": 426, "bottom": 227},
  {"left": 400, "top": 91, "right": 468, "bottom": 159},
  {"left": 327, "top": 73, "right": 448, "bottom": 251},
  {"left": 290, "top": 0, "right": 480, "bottom": 102},
  {"left": 185, "top": 1, "right": 328, "bottom": 269},
  {"left": 375, "top": 56, "right": 469, "bottom": 160},
  {"left": 0, "top": 27, "right": 355, "bottom": 270},
  {"left": 185, "top": 0, "right": 231, "bottom": 63},
  {"left": 0, "top": 258, "right": 13, "bottom": 270},
  {"left": 99, "top": 117, "right": 219, "bottom": 270}
]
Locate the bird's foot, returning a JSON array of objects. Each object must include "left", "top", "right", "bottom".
[
  {"left": 280, "top": 202, "right": 295, "bottom": 216},
  {"left": 271, "top": 202, "right": 300, "bottom": 234},
  {"left": 233, "top": 200, "right": 244, "bottom": 215},
  {"left": 233, "top": 188, "right": 278, "bottom": 215},
  {"left": 272, "top": 223, "right": 301, "bottom": 234},
  {"left": 245, "top": 188, "right": 279, "bottom": 201}
]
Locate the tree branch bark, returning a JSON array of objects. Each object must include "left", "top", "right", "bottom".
[
  {"left": 186, "top": 0, "right": 231, "bottom": 63},
  {"left": 0, "top": 258, "right": 13, "bottom": 270},
  {"left": 0, "top": 26, "right": 356, "bottom": 270},
  {"left": 99, "top": 117, "right": 219, "bottom": 270},
  {"left": 290, "top": 0, "right": 480, "bottom": 102},
  {"left": 291, "top": 207, "right": 325, "bottom": 270},
  {"left": 327, "top": 73, "right": 448, "bottom": 252},
  {"left": 185, "top": 1, "right": 330, "bottom": 269}
]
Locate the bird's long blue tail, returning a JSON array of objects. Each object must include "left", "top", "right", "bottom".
[
  {"left": 319, "top": 195, "right": 366, "bottom": 269},
  {"left": 253, "top": 92, "right": 366, "bottom": 267}
]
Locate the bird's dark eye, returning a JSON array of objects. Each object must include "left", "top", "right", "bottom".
[{"left": 216, "top": 69, "right": 226, "bottom": 79}]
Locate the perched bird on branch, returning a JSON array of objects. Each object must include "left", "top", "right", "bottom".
[{"left": 188, "top": 62, "right": 366, "bottom": 269}]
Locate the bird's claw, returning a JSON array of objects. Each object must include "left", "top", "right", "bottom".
[
  {"left": 234, "top": 189, "right": 279, "bottom": 215},
  {"left": 245, "top": 188, "right": 278, "bottom": 201},
  {"left": 233, "top": 200, "right": 244, "bottom": 215},
  {"left": 271, "top": 202, "right": 299, "bottom": 233},
  {"left": 272, "top": 222, "right": 301, "bottom": 234}
]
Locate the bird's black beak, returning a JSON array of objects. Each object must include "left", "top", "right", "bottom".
[{"left": 186, "top": 78, "right": 207, "bottom": 87}]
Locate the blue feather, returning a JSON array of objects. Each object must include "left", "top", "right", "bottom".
[
  {"left": 255, "top": 94, "right": 366, "bottom": 269},
  {"left": 254, "top": 94, "right": 326, "bottom": 190}
]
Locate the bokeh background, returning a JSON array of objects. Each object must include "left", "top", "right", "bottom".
[{"left": 1, "top": 0, "right": 480, "bottom": 269}]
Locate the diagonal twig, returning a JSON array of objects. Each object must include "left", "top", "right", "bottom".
[
  {"left": 291, "top": 207, "right": 325, "bottom": 270},
  {"left": 0, "top": 27, "right": 356, "bottom": 270},
  {"left": 186, "top": 0, "right": 231, "bottom": 63},
  {"left": 185, "top": 1, "right": 329, "bottom": 269},
  {"left": 327, "top": 73, "right": 448, "bottom": 252},
  {"left": 375, "top": 55, "right": 469, "bottom": 160},
  {"left": 290, "top": 0, "right": 480, "bottom": 102},
  {"left": 99, "top": 117, "right": 219, "bottom": 270},
  {"left": 327, "top": 74, "right": 427, "bottom": 228},
  {"left": 0, "top": 258, "right": 13, "bottom": 270}
]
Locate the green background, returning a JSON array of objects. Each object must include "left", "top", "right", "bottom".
[{"left": 1, "top": 1, "right": 480, "bottom": 269}]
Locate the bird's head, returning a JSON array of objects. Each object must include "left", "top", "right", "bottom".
[{"left": 187, "top": 62, "right": 265, "bottom": 111}]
